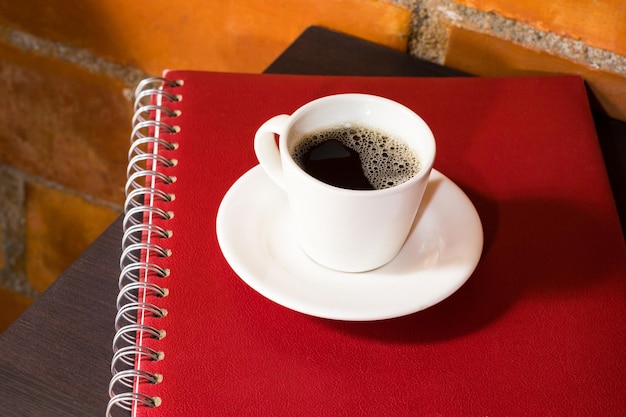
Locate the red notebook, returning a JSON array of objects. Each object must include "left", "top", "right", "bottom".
[{"left": 108, "top": 71, "right": 626, "bottom": 417}]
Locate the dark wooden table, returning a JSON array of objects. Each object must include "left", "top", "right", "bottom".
[{"left": 0, "top": 26, "right": 623, "bottom": 417}]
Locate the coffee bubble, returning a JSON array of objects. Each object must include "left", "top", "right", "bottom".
[{"left": 292, "top": 124, "right": 420, "bottom": 190}]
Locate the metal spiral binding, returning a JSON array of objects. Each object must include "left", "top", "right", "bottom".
[{"left": 107, "top": 77, "right": 181, "bottom": 417}]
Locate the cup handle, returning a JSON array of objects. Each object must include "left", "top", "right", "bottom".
[{"left": 254, "top": 114, "right": 290, "bottom": 190}]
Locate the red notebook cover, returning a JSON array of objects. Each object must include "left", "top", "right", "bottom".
[{"left": 109, "top": 71, "right": 626, "bottom": 417}]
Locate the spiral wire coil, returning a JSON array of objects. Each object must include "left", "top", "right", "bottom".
[{"left": 107, "top": 77, "right": 181, "bottom": 416}]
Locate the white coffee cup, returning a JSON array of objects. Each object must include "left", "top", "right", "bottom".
[{"left": 254, "top": 93, "right": 435, "bottom": 272}]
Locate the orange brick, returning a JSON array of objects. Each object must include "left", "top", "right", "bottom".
[
  {"left": 444, "top": 26, "right": 626, "bottom": 121},
  {"left": 455, "top": 0, "right": 626, "bottom": 57},
  {"left": 0, "top": 287, "right": 32, "bottom": 332},
  {"left": 0, "top": 224, "right": 4, "bottom": 270},
  {"left": 25, "top": 181, "right": 119, "bottom": 293},
  {"left": 0, "top": 0, "right": 411, "bottom": 75},
  {"left": 0, "top": 38, "right": 132, "bottom": 204},
  {"left": 0, "top": 216, "right": 6, "bottom": 269}
]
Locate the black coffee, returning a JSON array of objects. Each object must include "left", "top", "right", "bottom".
[{"left": 292, "top": 124, "right": 420, "bottom": 190}]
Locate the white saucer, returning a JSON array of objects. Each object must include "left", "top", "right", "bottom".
[{"left": 216, "top": 165, "right": 483, "bottom": 321}]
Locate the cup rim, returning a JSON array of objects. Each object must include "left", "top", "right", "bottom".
[{"left": 282, "top": 93, "right": 436, "bottom": 195}]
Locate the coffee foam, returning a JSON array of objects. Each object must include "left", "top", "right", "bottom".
[{"left": 293, "top": 124, "right": 420, "bottom": 189}]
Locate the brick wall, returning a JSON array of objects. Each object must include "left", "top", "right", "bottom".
[
  {"left": 409, "top": 0, "right": 626, "bottom": 120},
  {"left": 1, "top": 0, "right": 624, "bottom": 331}
]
